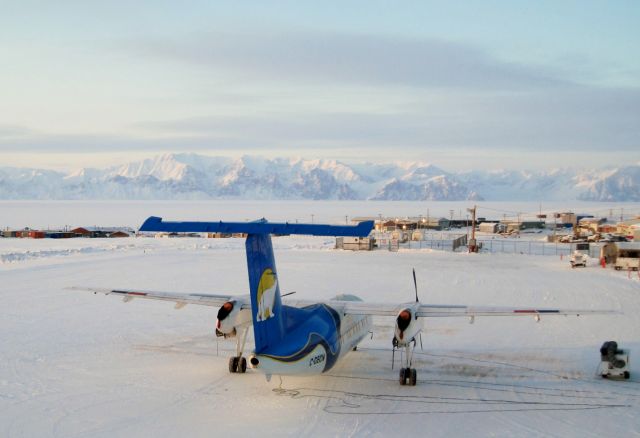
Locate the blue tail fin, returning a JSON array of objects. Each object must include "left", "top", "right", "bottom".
[{"left": 245, "top": 233, "right": 284, "bottom": 352}]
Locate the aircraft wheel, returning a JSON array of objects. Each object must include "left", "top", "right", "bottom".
[
  {"left": 239, "top": 357, "right": 247, "bottom": 373},
  {"left": 229, "top": 356, "right": 239, "bottom": 373},
  {"left": 399, "top": 368, "right": 407, "bottom": 385},
  {"left": 624, "top": 371, "right": 630, "bottom": 379},
  {"left": 409, "top": 368, "right": 417, "bottom": 386}
]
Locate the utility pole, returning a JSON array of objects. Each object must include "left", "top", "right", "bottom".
[{"left": 467, "top": 205, "right": 478, "bottom": 252}]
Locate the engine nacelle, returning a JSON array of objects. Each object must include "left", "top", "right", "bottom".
[
  {"left": 215, "top": 300, "right": 251, "bottom": 338},
  {"left": 394, "top": 304, "right": 423, "bottom": 347}
]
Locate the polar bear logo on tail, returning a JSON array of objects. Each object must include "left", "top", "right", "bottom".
[{"left": 256, "top": 268, "right": 278, "bottom": 322}]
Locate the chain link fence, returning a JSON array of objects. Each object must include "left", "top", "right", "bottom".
[{"left": 394, "top": 235, "right": 605, "bottom": 257}]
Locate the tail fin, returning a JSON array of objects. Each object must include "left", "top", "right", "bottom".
[{"left": 246, "top": 233, "right": 284, "bottom": 352}]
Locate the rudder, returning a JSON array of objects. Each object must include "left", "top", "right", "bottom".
[{"left": 245, "top": 233, "right": 284, "bottom": 352}]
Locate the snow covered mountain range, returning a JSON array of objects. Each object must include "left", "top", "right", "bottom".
[{"left": 1, "top": 154, "right": 638, "bottom": 201}]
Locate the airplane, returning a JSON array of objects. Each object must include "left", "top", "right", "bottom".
[{"left": 72, "top": 216, "right": 616, "bottom": 386}]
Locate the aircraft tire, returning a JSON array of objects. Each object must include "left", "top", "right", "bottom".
[
  {"left": 409, "top": 368, "right": 417, "bottom": 386},
  {"left": 399, "top": 368, "right": 407, "bottom": 385},
  {"left": 239, "top": 357, "right": 247, "bottom": 373},
  {"left": 229, "top": 356, "right": 239, "bottom": 373}
]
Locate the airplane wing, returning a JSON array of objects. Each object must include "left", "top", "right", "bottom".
[
  {"left": 416, "top": 304, "right": 618, "bottom": 318},
  {"left": 321, "top": 300, "right": 618, "bottom": 318},
  {"left": 70, "top": 287, "right": 617, "bottom": 318},
  {"left": 68, "top": 286, "right": 245, "bottom": 309}
]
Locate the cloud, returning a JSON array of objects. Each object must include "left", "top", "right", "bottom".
[
  {"left": 2, "top": 30, "right": 637, "bottom": 166},
  {"left": 0, "top": 131, "right": 276, "bottom": 153},
  {"left": 128, "top": 86, "right": 640, "bottom": 151},
  {"left": 124, "top": 30, "right": 569, "bottom": 90},
  {"left": 8, "top": 85, "right": 636, "bottom": 157},
  {"left": 114, "top": 30, "right": 639, "bottom": 153},
  {"left": 0, "top": 124, "right": 35, "bottom": 139}
]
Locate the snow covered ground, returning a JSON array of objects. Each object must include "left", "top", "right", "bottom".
[{"left": 1, "top": 233, "right": 639, "bottom": 437}]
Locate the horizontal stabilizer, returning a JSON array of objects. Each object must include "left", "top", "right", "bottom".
[{"left": 139, "top": 216, "right": 373, "bottom": 237}]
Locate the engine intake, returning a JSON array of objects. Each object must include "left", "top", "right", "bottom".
[
  {"left": 396, "top": 310, "right": 412, "bottom": 339},
  {"left": 217, "top": 301, "right": 234, "bottom": 321},
  {"left": 216, "top": 301, "right": 240, "bottom": 337}
]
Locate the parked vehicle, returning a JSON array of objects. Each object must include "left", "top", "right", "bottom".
[
  {"left": 614, "top": 248, "right": 640, "bottom": 271},
  {"left": 570, "top": 251, "right": 587, "bottom": 268}
]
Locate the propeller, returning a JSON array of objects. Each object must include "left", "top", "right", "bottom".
[
  {"left": 391, "top": 337, "right": 398, "bottom": 369},
  {"left": 413, "top": 268, "right": 419, "bottom": 303}
]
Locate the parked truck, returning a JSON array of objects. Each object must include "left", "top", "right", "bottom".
[
  {"left": 614, "top": 248, "right": 640, "bottom": 271},
  {"left": 570, "top": 250, "right": 587, "bottom": 268}
]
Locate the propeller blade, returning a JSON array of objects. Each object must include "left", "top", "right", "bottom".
[
  {"left": 413, "top": 268, "right": 419, "bottom": 302},
  {"left": 391, "top": 345, "right": 395, "bottom": 370}
]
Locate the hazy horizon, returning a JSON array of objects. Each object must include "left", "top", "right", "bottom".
[{"left": 1, "top": 151, "right": 639, "bottom": 174}]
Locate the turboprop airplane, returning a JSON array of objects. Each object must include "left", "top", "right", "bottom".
[{"left": 72, "top": 216, "right": 615, "bottom": 386}]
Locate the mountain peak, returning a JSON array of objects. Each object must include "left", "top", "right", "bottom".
[{"left": 0, "top": 154, "right": 638, "bottom": 201}]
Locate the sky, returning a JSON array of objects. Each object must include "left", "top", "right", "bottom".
[{"left": 1, "top": 0, "right": 639, "bottom": 171}]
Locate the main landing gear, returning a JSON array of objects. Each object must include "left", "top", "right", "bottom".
[
  {"left": 229, "top": 356, "right": 247, "bottom": 373},
  {"left": 228, "top": 325, "right": 249, "bottom": 374},
  {"left": 393, "top": 338, "right": 418, "bottom": 386},
  {"left": 399, "top": 367, "right": 417, "bottom": 386}
]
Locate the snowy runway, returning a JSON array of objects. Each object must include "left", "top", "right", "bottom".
[{"left": 1, "top": 236, "right": 639, "bottom": 436}]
